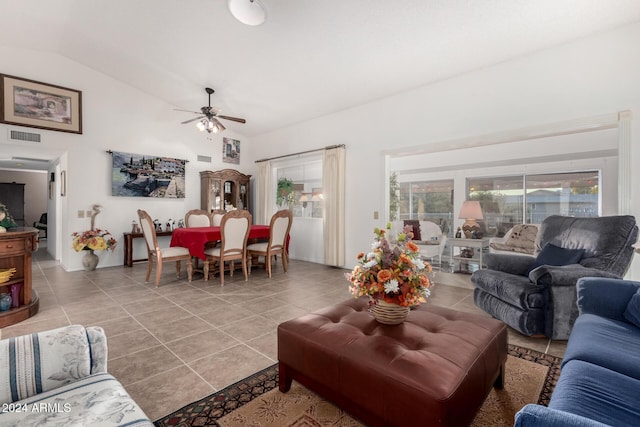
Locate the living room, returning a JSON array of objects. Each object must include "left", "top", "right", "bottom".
[{"left": 1, "top": 1, "right": 640, "bottom": 425}]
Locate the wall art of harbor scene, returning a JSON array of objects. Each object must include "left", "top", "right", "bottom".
[{"left": 111, "top": 151, "right": 186, "bottom": 198}]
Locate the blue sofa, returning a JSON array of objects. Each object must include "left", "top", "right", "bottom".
[{"left": 515, "top": 277, "right": 640, "bottom": 426}]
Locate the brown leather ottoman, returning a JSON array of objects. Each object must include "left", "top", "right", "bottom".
[{"left": 278, "top": 297, "right": 507, "bottom": 427}]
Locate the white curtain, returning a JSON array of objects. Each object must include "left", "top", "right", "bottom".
[
  {"left": 256, "top": 160, "right": 271, "bottom": 225},
  {"left": 322, "top": 146, "right": 345, "bottom": 266}
]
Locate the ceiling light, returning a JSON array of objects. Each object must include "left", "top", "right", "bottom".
[
  {"left": 210, "top": 119, "right": 226, "bottom": 134},
  {"left": 228, "top": 0, "right": 267, "bottom": 26},
  {"left": 196, "top": 119, "right": 207, "bottom": 132}
]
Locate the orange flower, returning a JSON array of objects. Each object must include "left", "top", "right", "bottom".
[
  {"left": 377, "top": 269, "right": 393, "bottom": 283},
  {"left": 356, "top": 252, "right": 365, "bottom": 260},
  {"left": 406, "top": 241, "right": 419, "bottom": 253}
]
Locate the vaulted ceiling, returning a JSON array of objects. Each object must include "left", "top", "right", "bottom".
[{"left": 1, "top": 0, "right": 640, "bottom": 140}]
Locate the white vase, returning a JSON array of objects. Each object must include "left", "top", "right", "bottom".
[{"left": 82, "top": 250, "right": 99, "bottom": 271}]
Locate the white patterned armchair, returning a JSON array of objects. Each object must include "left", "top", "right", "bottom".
[{"left": 0, "top": 324, "right": 152, "bottom": 427}]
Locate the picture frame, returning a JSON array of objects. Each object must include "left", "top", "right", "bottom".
[
  {"left": 222, "top": 137, "right": 240, "bottom": 164},
  {"left": 110, "top": 151, "right": 187, "bottom": 198},
  {"left": 0, "top": 74, "right": 83, "bottom": 134}
]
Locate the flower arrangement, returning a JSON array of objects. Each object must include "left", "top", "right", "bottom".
[
  {"left": 0, "top": 203, "right": 17, "bottom": 232},
  {"left": 71, "top": 229, "right": 117, "bottom": 252},
  {"left": 346, "top": 223, "right": 433, "bottom": 307}
]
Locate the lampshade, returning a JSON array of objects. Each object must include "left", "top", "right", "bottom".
[
  {"left": 299, "top": 194, "right": 310, "bottom": 202},
  {"left": 197, "top": 118, "right": 226, "bottom": 134},
  {"left": 459, "top": 201, "right": 483, "bottom": 238},
  {"left": 458, "top": 201, "right": 483, "bottom": 220},
  {"left": 228, "top": 0, "right": 267, "bottom": 26},
  {"left": 312, "top": 193, "right": 323, "bottom": 202},
  {"left": 210, "top": 118, "right": 225, "bottom": 134}
]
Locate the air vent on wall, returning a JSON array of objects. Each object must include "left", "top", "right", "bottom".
[
  {"left": 8, "top": 129, "right": 42, "bottom": 143},
  {"left": 197, "top": 155, "right": 212, "bottom": 163}
]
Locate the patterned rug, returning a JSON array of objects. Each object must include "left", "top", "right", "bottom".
[{"left": 155, "top": 344, "right": 561, "bottom": 427}]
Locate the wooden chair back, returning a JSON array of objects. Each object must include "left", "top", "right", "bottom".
[
  {"left": 269, "top": 209, "right": 293, "bottom": 253},
  {"left": 185, "top": 209, "right": 213, "bottom": 227},
  {"left": 211, "top": 209, "right": 227, "bottom": 226},
  {"left": 137, "top": 209, "right": 158, "bottom": 254},
  {"left": 219, "top": 210, "right": 252, "bottom": 258}
]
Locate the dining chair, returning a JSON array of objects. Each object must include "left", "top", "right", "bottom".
[
  {"left": 137, "top": 209, "right": 193, "bottom": 287},
  {"left": 248, "top": 209, "right": 293, "bottom": 277},
  {"left": 184, "top": 209, "right": 215, "bottom": 268},
  {"left": 185, "top": 209, "right": 213, "bottom": 227},
  {"left": 203, "top": 209, "right": 252, "bottom": 285},
  {"left": 211, "top": 209, "right": 227, "bottom": 226}
]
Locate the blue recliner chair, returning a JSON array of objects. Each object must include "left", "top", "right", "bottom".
[{"left": 471, "top": 215, "right": 638, "bottom": 339}]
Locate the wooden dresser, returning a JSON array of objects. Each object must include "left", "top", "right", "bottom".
[{"left": 0, "top": 227, "right": 39, "bottom": 327}]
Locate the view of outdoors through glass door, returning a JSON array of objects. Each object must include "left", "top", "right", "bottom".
[
  {"left": 397, "top": 179, "right": 454, "bottom": 236},
  {"left": 275, "top": 157, "right": 324, "bottom": 264},
  {"left": 467, "top": 171, "right": 600, "bottom": 237}
]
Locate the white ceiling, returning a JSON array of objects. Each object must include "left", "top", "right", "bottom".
[{"left": 1, "top": 0, "right": 640, "bottom": 171}]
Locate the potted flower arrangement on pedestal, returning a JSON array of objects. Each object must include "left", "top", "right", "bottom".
[{"left": 345, "top": 223, "right": 433, "bottom": 324}]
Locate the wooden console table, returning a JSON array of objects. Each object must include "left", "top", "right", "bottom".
[
  {"left": 123, "top": 230, "right": 173, "bottom": 267},
  {"left": 0, "top": 227, "right": 39, "bottom": 327}
]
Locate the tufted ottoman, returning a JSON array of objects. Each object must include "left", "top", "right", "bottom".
[{"left": 278, "top": 297, "right": 507, "bottom": 427}]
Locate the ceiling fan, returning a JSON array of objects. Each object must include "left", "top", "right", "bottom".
[{"left": 176, "top": 87, "right": 246, "bottom": 134}]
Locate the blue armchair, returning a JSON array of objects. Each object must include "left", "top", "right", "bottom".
[{"left": 471, "top": 215, "right": 638, "bottom": 339}]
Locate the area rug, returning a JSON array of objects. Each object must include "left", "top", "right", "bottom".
[{"left": 155, "top": 344, "right": 561, "bottom": 427}]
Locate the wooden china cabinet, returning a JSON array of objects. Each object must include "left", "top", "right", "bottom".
[
  {"left": 0, "top": 227, "right": 39, "bottom": 327},
  {"left": 200, "top": 169, "right": 251, "bottom": 214}
]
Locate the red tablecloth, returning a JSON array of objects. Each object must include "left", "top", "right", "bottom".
[{"left": 170, "top": 225, "right": 271, "bottom": 260}]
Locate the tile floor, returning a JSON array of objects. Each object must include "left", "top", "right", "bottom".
[{"left": 0, "top": 246, "right": 567, "bottom": 421}]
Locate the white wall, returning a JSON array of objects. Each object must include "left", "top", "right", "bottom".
[
  {"left": 250, "top": 22, "right": 640, "bottom": 279},
  {"left": 0, "top": 47, "right": 253, "bottom": 270},
  {"left": 3, "top": 22, "right": 640, "bottom": 278}
]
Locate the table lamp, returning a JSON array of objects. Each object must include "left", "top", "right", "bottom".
[{"left": 459, "top": 201, "right": 483, "bottom": 238}]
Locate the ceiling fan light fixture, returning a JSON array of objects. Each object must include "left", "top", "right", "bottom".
[
  {"left": 228, "top": 0, "right": 267, "bottom": 26},
  {"left": 210, "top": 118, "right": 226, "bottom": 134},
  {"left": 196, "top": 119, "right": 207, "bottom": 132}
]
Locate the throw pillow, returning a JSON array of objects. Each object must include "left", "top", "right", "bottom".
[
  {"left": 506, "top": 224, "right": 538, "bottom": 251},
  {"left": 623, "top": 289, "right": 640, "bottom": 329},
  {"left": 403, "top": 220, "right": 421, "bottom": 241},
  {"left": 526, "top": 243, "right": 585, "bottom": 275}
]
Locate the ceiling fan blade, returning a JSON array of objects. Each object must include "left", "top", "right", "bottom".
[
  {"left": 174, "top": 108, "right": 202, "bottom": 114},
  {"left": 181, "top": 116, "right": 204, "bottom": 124},
  {"left": 217, "top": 115, "right": 246, "bottom": 124}
]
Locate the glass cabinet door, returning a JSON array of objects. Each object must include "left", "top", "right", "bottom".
[
  {"left": 239, "top": 184, "right": 247, "bottom": 210},
  {"left": 210, "top": 180, "right": 222, "bottom": 210},
  {"left": 223, "top": 180, "right": 235, "bottom": 209}
]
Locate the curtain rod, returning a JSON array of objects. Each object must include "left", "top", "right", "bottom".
[{"left": 254, "top": 144, "right": 345, "bottom": 163}]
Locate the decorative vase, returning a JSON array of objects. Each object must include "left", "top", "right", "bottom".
[
  {"left": 370, "top": 299, "right": 410, "bottom": 325},
  {"left": 82, "top": 250, "right": 99, "bottom": 271},
  {"left": 0, "top": 293, "right": 11, "bottom": 311},
  {"left": 10, "top": 283, "right": 22, "bottom": 308}
]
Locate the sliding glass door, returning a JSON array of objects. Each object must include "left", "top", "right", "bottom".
[{"left": 467, "top": 171, "right": 600, "bottom": 237}]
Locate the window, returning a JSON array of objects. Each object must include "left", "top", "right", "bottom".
[
  {"left": 468, "top": 171, "right": 600, "bottom": 236},
  {"left": 276, "top": 160, "right": 323, "bottom": 218},
  {"left": 398, "top": 179, "right": 454, "bottom": 235}
]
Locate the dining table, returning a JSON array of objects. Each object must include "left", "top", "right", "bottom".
[{"left": 169, "top": 225, "right": 271, "bottom": 260}]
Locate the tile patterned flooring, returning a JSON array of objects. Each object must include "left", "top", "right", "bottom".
[{"left": 0, "top": 247, "right": 567, "bottom": 421}]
